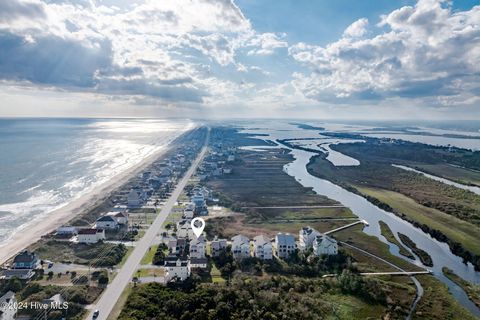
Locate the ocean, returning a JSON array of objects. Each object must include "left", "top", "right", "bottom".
[{"left": 0, "top": 118, "right": 193, "bottom": 245}]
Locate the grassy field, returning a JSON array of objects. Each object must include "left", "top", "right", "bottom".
[
  {"left": 32, "top": 240, "right": 127, "bottom": 266},
  {"left": 136, "top": 268, "right": 164, "bottom": 277},
  {"left": 140, "top": 244, "right": 158, "bottom": 265},
  {"left": 207, "top": 149, "right": 340, "bottom": 208},
  {"left": 356, "top": 186, "right": 480, "bottom": 257},
  {"left": 308, "top": 155, "right": 480, "bottom": 226},
  {"left": 378, "top": 220, "right": 414, "bottom": 259},
  {"left": 410, "top": 163, "right": 480, "bottom": 187},
  {"left": 206, "top": 213, "right": 350, "bottom": 239},
  {"left": 334, "top": 224, "right": 423, "bottom": 273},
  {"left": 210, "top": 263, "right": 226, "bottom": 283}
]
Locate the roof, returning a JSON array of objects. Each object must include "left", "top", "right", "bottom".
[
  {"left": 78, "top": 228, "right": 102, "bottom": 235},
  {"left": 1, "top": 269, "right": 34, "bottom": 278},
  {"left": 315, "top": 234, "right": 337, "bottom": 246},
  {"left": 97, "top": 215, "right": 116, "bottom": 222},
  {"left": 0, "top": 291, "right": 15, "bottom": 303},
  {"left": 164, "top": 256, "right": 189, "bottom": 267},
  {"left": 190, "top": 235, "right": 206, "bottom": 246},
  {"left": 190, "top": 258, "right": 208, "bottom": 265},
  {"left": 114, "top": 212, "right": 127, "bottom": 218},
  {"left": 254, "top": 235, "right": 271, "bottom": 246},
  {"left": 13, "top": 251, "right": 36, "bottom": 263},
  {"left": 232, "top": 234, "right": 249, "bottom": 246},
  {"left": 300, "top": 226, "right": 320, "bottom": 236},
  {"left": 275, "top": 233, "right": 296, "bottom": 246}
]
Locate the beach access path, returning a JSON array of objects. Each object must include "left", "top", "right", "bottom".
[{"left": 87, "top": 128, "right": 210, "bottom": 320}]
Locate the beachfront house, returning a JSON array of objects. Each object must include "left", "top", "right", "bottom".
[
  {"left": 253, "top": 235, "right": 273, "bottom": 260},
  {"left": 210, "top": 237, "right": 227, "bottom": 257},
  {"left": 189, "top": 236, "right": 206, "bottom": 259},
  {"left": 56, "top": 226, "right": 78, "bottom": 237},
  {"left": 77, "top": 228, "right": 106, "bottom": 244},
  {"left": 164, "top": 255, "right": 190, "bottom": 282},
  {"left": 127, "top": 189, "right": 142, "bottom": 207},
  {"left": 0, "top": 291, "right": 16, "bottom": 320},
  {"left": 313, "top": 234, "right": 338, "bottom": 256},
  {"left": 107, "top": 211, "right": 129, "bottom": 225},
  {"left": 299, "top": 226, "right": 321, "bottom": 251},
  {"left": 0, "top": 269, "right": 35, "bottom": 280},
  {"left": 12, "top": 251, "right": 38, "bottom": 269},
  {"left": 231, "top": 235, "right": 250, "bottom": 260},
  {"left": 96, "top": 215, "right": 118, "bottom": 230},
  {"left": 274, "top": 233, "right": 296, "bottom": 259}
]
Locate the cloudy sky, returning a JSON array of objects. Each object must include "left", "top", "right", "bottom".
[{"left": 0, "top": 0, "right": 479, "bottom": 119}]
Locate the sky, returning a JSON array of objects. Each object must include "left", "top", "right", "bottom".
[{"left": 0, "top": 0, "right": 479, "bottom": 119}]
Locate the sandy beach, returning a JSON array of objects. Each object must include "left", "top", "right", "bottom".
[{"left": 0, "top": 132, "right": 184, "bottom": 265}]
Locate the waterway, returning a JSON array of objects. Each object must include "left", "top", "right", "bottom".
[{"left": 241, "top": 123, "right": 480, "bottom": 316}]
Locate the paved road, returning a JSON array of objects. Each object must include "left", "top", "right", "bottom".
[{"left": 87, "top": 129, "right": 209, "bottom": 320}]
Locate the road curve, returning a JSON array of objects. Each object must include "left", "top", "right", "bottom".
[{"left": 86, "top": 128, "right": 209, "bottom": 320}]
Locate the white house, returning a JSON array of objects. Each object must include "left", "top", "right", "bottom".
[
  {"left": 164, "top": 256, "right": 190, "bottom": 282},
  {"left": 56, "top": 226, "right": 78, "bottom": 237},
  {"left": 107, "top": 211, "right": 129, "bottom": 225},
  {"left": 313, "top": 234, "right": 338, "bottom": 256},
  {"left": 77, "top": 228, "right": 105, "bottom": 244},
  {"left": 299, "top": 226, "right": 321, "bottom": 251},
  {"left": 127, "top": 189, "right": 142, "bottom": 207},
  {"left": 95, "top": 215, "right": 118, "bottom": 230},
  {"left": 274, "top": 233, "right": 296, "bottom": 259},
  {"left": 253, "top": 235, "right": 273, "bottom": 260},
  {"left": 177, "top": 219, "right": 194, "bottom": 239},
  {"left": 189, "top": 236, "right": 206, "bottom": 259},
  {"left": 231, "top": 235, "right": 250, "bottom": 260},
  {"left": 0, "top": 291, "right": 16, "bottom": 320},
  {"left": 210, "top": 237, "right": 227, "bottom": 257}
]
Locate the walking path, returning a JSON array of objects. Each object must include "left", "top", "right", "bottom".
[{"left": 340, "top": 241, "right": 425, "bottom": 320}]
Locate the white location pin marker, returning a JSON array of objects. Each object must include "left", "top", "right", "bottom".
[{"left": 191, "top": 217, "right": 205, "bottom": 238}]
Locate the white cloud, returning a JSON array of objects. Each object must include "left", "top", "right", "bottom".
[
  {"left": 343, "top": 18, "right": 368, "bottom": 38},
  {"left": 289, "top": 0, "right": 480, "bottom": 106},
  {"left": 247, "top": 32, "right": 288, "bottom": 55}
]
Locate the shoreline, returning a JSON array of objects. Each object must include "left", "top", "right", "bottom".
[{"left": 0, "top": 129, "right": 189, "bottom": 265}]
